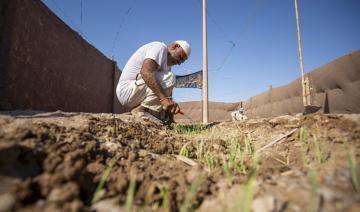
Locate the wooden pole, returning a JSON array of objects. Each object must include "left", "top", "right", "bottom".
[
  {"left": 202, "top": 0, "right": 209, "bottom": 123},
  {"left": 294, "top": 0, "right": 309, "bottom": 106}
]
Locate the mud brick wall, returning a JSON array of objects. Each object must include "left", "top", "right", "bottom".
[
  {"left": 0, "top": 0, "right": 125, "bottom": 113},
  {"left": 243, "top": 50, "right": 360, "bottom": 118},
  {"left": 113, "top": 67, "right": 125, "bottom": 113},
  {"left": 0, "top": 0, "right": 11, "bottom": 109},
  {"left": 175, "top": 101, "right": 239, "bottom": 122}
]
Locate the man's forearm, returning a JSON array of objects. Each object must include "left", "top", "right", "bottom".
[{"left": 140, "top": 59, "right": 167, "bottom": 100}]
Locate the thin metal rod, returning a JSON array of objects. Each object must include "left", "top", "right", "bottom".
[{"left": 202, "top": 0, "right": 209, "bottom": 123}]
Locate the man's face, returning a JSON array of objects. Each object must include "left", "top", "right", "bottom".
[{"left": 168, "top": 44, "right": 188, "bottom": 66}]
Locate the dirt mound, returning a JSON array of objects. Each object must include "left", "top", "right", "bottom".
[
  {"left": 0, "top": 111, "right": 359, "bottom": 211},
  {"left": 0, "top": 113, "right": 211, "bottom": 211}
]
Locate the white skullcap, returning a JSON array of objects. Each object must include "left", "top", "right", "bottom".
[{"left": 175, "top": 40, "right": 191, "bottom": 58}]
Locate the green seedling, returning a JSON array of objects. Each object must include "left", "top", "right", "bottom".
[
  {"left": 196, "top": 140, "right": 204, "bottom": 161},
  {"left": 309, "top": 169, "right": 318, "bottom": 195},
  {"left": 180, "top": 174, "right": 206, "bottom": 212},
  {"left": 125, "top": 176, "right": 137, "bottom": 212},
  {"left": 235, "top": 153, "right": 259, "bottom": 212},
  {"left": 243, "top": 154, "right": 259, "bottom": 212},
  {"left": 179, "top": 143, "right": 189, "bottom": 157},
  {"left": 312, "top": 134, "right": 324, "bottom": 164},
  {"left": 172, "top": 124, "right": 207, "bottom": 134},
  {"left": 91, "top": 159, "right": 116, "bottom": 204},
  {"left": 204, "top": 150, "right": 215, "bottom": 171},
  {"left": 228, "top": 138, "right": 239, "bottom": 164},
  {"left": 224, "top": 137, "right": 247, "bottom": 175},
  {"left": 225, "top": 136, "right": 249, "bottom": 175},
  {"left": 171, "top": 124, "right": 189, "bottom": 134},
  {"left": 300, "top": 128, "right": 321, "bottom": 211},
  {"left": 222, "top": 155, "right": 233, "bottom": 185},
  {"left": 239, "top": 148, "right": 246, "bottom": 174},
  {"left": 308, "top": 168, "right": 318, "bottom": 212},
  {"left": 300, "top": 127, "right": 310, "bottom": 166},
  {"left": 159, "top": 185, "right": 170, "bottom": 212},
  {"left": 114, "top": 118, "right": 118, "bottom": 137},
  {"left": 242, "top": 169, "right": 257, "bottom": 212},
  {"left": 228, "top": 138, "right": 247, "bottom": 174},
  {"left": 345, "top": 144, "right": 360, "bottom": 193},
  {"left": 244, "top": 134, "right": 254, "bottom": 155}
]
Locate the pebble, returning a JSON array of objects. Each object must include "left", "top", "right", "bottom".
[
  {"left": 91, "top": 197, "right": 122, "bottom": 212},
  {"left": 48, "top": 182, "right": 79, "bottom": 203},
  {"left": 318, "top": 187, "right": 337, "bottom": 201},
  {"left": 252, "top": 195, "right": 275, "bottom": 212},
  {"left": 0, "top": 193, "right": 16, "bottom": 212}
]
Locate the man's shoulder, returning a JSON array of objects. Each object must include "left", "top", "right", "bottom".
[{"left": 146, "top": 41, "right": 167, "bottom": 51}]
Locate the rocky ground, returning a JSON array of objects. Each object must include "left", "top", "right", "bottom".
[{"left": 0, "top": 111, "right": 359, "bottom": 211}]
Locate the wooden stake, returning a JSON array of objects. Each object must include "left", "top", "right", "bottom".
[
  {"left": 294, "top": 0, "right": 310, "bottom": 106},
  {"left": 202, "top": 0, "right": 209, "bottom": 123}
]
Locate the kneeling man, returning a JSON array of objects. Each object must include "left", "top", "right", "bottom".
[{"left": 116, "top": 40, "right": 191, "bottom": 123}]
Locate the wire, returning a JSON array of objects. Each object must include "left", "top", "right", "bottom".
[
  {"left": 49, "top": 0, "right": 89, "bottom": 40},
  {"left": 212, "top": 41, "right": 236, "bottom": 72},
  {"left": 195, "top": 0, "right": 233, "bottom": 42},
  {"left": 234, "top": 0, "right": 266, "bottom": 43},
  {"left": 80, "top": 0, "right": 83, "bottom": 30},
  {"left": 195, "top": 0, "right": 236, "bottom": 72},
  {"left": 110, "top": 0, "right": 137, "bottom": 57},
  {"left": 212, "top": 0, "right": 266, "bottom": 72},
  {"left": 195, "top": 0, "right": 266, "bottom": 73}
]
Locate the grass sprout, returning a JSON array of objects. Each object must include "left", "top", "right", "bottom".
[
  {"left": 239, "top": 149, "right": 246, "bottom": 174},
  {"left": 222, "top": 137, "right": 247, "bottom": 180},
  {"left": 171, "top": 123, "right": 207, "bottom": 134},
  {"left": 309, "top": 169, "right": 318, "bottom": 194},
  {"left": 300, "top": 127, "right": 310, "bottom": 166},
  {"left": 244, "top": 134, "right": 254, "bottom": 155},
  {"left": 180, "top": 174, "right": 206, "bottom": 212},
  {"left": 205, "top": 151, "right": 216, "bottom": 171},
  {"left": 228, "top": 138, "right": 246, "bottom": 174},
  {"left": 242, "top": 169, "right": 257, "bottom": 212},
  {"left": 179, "top": 143, "right": 189, "bottom": 157},
  {"left": 125, "top": 176, "right": 137, "bottom": 212},
  {"left": 308, "top": 168, "right": 318, "bottom": 212},
  {"left": 159, "top": 185, "right": 170, "bottom": 212},
  {"left": 228, "top": 138, "right": 240, "bottom": 164},
  {"left": 196, "top": 140, "right": 205, "bottom": 161},
  {"left": 235, "top": 153, "right": 259, "bottom": 212},
  {"left": 345, "top": 144, "right": 360, "bottom": 193},
  {"left": 222, "top": 155, "right": 233, "bottom": 185},
  {"left": 312, "top": 134, "right": 324, "bottom": 164},
  {"left": 244, "top": 154, "right": 260, "bottom": 212},
  {"left": 91, "top": 159, "right": 116, "bottom": 204}
]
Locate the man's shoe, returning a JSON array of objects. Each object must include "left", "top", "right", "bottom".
[{"left": 132, "top": 106, "right": 172, "bottom": 125}]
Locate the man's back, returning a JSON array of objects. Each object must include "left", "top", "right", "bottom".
[{"left": 119, "top": 41, "right": 168, "bottom": 82}]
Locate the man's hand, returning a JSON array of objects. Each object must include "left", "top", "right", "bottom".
[
  {"left": 140, "top": 59, "right": 180, "bottom": 115},
  {"left": 161, "top": 98, "right": 180, "bottom": 114}
]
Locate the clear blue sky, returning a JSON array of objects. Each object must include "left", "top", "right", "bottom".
[{"left": 42, "top": 0, "right": 360, "bottom": 103}]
